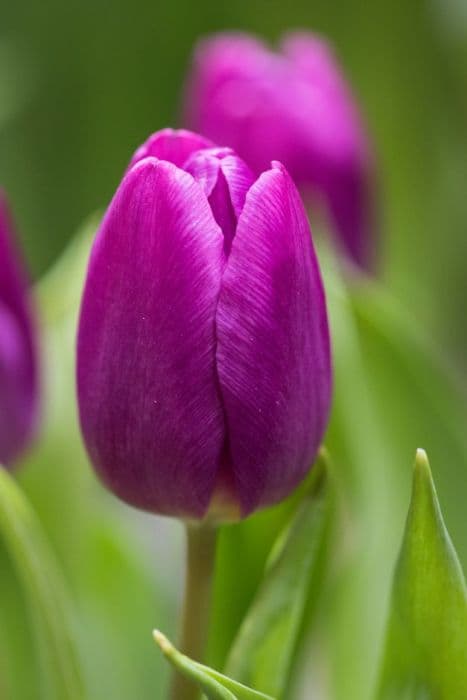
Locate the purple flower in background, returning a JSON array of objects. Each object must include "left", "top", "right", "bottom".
[
  {"left": 77, "top": 129, "right": 332, "bottom": 521},
  {"left": 184, "top": 32, "right": 376, "bottom": 270},
  {"left": 0, "top": 191, "right": 39, "bottom": 466}
]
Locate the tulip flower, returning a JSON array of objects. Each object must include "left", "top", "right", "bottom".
[
  {"left": 184, "top": 32, "right": 375, "bottom": 270},
  {"left": 0, "top": 191, "right": 39, "bottom": 465},
  {"left": 77, "top": 129, "right": 331, "bottom": 521}
]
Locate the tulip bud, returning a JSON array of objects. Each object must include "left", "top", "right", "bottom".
[
  {"left": 184, "top": 32, "right": 375, "bottom": 271},
  {"left": 0, "top": 191, "right": 39, "bottom": 466},
  {"left": 77, "top": 129, "right": 331, "bottom": 521}
]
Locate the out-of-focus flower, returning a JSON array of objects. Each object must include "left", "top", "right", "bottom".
[
  {"left": 0, "top": 191, "right": 39, "bottom": 465},
  {"left": 184, "top": 32, "right": 376, "bottom": 270},
  {"left": 77, "top": 129, "right": 332, "bottom": 521}
]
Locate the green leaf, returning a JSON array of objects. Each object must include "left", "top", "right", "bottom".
[
  {"left": 224, "top": 451, "right": 332, "bottom": 698},
  {"left": 153, "top": 630, "right": 274, "bottom": 700},
  {"left": 376, "top": 449, "right": 467, "bottom": 699},
  {"left": 0, "top": 467, "right": 85, "bottom": 700},
  {"left": 208, "top": 491, "right": 298, "bottom": 670},
  {"left": 317, "top": 240, "right": 467, "bottom": 700},
  {"left": 351, "top": 278, "right": 467, "bottom": 565},
  {"left": 309, "top": 244, "right": 399, "bottom": 700}
]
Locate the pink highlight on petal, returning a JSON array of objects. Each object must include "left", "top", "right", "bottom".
[{"left": 184, "top": 32, "right": 376, "bottom": 270}]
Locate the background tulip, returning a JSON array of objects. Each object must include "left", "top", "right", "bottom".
[
  {"left": 184, "top": 32, "right": 375, "bottom": 271},
  {"left": 77, "top": 129, "right": 331, "bottom": 521},
  {"left": 0, "top": 191, "right": 39, "bottom": 466}
]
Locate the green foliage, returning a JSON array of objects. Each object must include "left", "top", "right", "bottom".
[
  {"left": 351, "top": 279, "right": 467, "bottom": 564},
  {"left": 0, "top": 467, "right": 85, "bottom": 700},
  {"left": 318, "top": 244, "right": 467, "bottom": 700},
  {"left": 154, "top": 630, "right": 274, "bottom": 700},
  {"left": 225, "top": 453, "right": 332, "bottom": 698},
  {"left": 322, "top": 245, "right": 405, "bottom": 700},
  {"left": 209, "top": 477, "right": 306, "bottom": 670},
  {"left": 0, "top": 2, "right": 466, "bottom": 695},
  {"left": 376, "top": 450, "right": 467, "bottom": 699},
  {"left": 1, "top": 216, "right": 464, "bottom": 700},
  {"left": 7, "top": 224, "right": 465, "bottom": 700}
]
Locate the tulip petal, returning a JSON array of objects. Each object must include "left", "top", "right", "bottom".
[
  {"left": 216, "top": 163, "right": 331, "bottom": 515},
  {"left": 183, "top": 148, "right": 223, "bottom": 198},
  {"left": 281, "top": 33, "right": 376, "bottom": 268},
  {"left": 0, "top": 194, "right": 38, "bottom": 465},
  {"left": 128, "top": 128, "right": 214, "bottom": 171},
  {"left": 77, "top": 158, "right": 226, "bottom": 518},
  {"left": 216, "top": 151, "right": 255, "bottom": 221},
  {"left": 186, "top": 33, "right": 269, "bottom": 137},
  {"left": 0, "top": 304, "right": 31, "bottom": 464},
  {"left": 185, "top": 32, "right": 376, "bottom": 271},
  {"left": 186, "top": 34, "right": 300, "bottom": 177},
  {"left": 327, "top": 162, "right": 376, "bottom": 271},
  {"left": 184, "top": 147, "right": 255, "bottom": 255},
  {"left": 207, "top": 170, "right": 237, "bottom": 256}
]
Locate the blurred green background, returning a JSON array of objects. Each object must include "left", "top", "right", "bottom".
[
  {"left": 1, "top": 0, "right": 467, "bottom": 357},
  {"left": 1, "top": 2, "right": 467, "bottom": 699}
]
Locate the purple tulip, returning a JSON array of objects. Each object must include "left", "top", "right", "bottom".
[
  {"left": 77, "top": 129, "right": 331, "bottom": 520},
  {"left": 0, "top": 191, "right": 39, "bottom": 466},
  {"left": 184, "top": 32, "right": 376, "bottom": 270}
]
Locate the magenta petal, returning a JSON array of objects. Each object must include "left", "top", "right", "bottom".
[
  {"left": 216, "top": 163, "right": 332, "bottom": 516},
  {"left": 0, "top": 303, "right": 34, "bottom": 465},
  {"left": 327, "top": 162, "right": 376, "bottom": 271},
  {"left": 77, "top": 159, "right": 226, "bottom": 518},
  {"left": 212, "top": 151, "right": 255, "bottom": 254},
  {"left": 127, "top": 128, "right": 214, "bottom": 171},
  {"left": 184, "top": 147, "right": 255, "bottom": 254},
  {"left": 183, "top": 148, "right": 223, "bottom": 198},
  {"left": 184, "top": 32, "right": 375, "bottom": 271},
  {"left": 185, "top": 33, "right": 269, "bottom": 137},
  {"left": 0, "top": 193, "right": 38, "bottom": 466},
  {"left": 216, "top": 151, "right": 255, "bottom": 220},
  {"left": 207, "top": 170, "right": 237, "bottom": 255},
  {"left": 281, "top": 32, "right": 370, "bottom": 169},
  {"left": 183, "top": 147, "right": 254, "bottom": 216}
]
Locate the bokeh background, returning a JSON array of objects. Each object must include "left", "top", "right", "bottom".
[
  {"left": 2, "top": 0, "right": 467, "bottom": 357},
  {"left": 1, "top": 2, "right": 467, "bottom": 699}
]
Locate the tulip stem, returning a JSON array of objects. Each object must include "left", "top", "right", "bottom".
[{"left": 170, "top": 521, "right": 217, "bottom": 700}]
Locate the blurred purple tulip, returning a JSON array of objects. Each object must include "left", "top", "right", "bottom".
[
  {"left": 184, "top": 32, "right": 376, "bottom": 270},
  {"left": 77, "top": 129, "right": 332, "bottom": 521},
  {"left": 0, "top": 191, "right": 39, "bottom": 466}
]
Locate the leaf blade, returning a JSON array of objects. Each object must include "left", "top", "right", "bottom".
[
  {"left": 153, "top": 631, "right": 273, "bottom": 700},
  {"left": 0, "top": 467, "right": 85, "bottom": 700},
  {"left": 376, "top": 449, "right": 467, "bottom": 699},
  {"left": 224, "top": 451, "right": 332, "bottom": 697}
]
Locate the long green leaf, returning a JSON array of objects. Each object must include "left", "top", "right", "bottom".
[
  {"left": 318, "top": 243, "right": 402, "bottom": 700},
  {"left": 224, "top": 451, "right": 332, "bottom": 698},
  {"left": 153, "top": 631, "right": 273, "bottom": 700},
  {"left": 351, "top": 278, "right": 467, "bottom": 565},
  {"left": 376, "top": 449, "right": 467, "bottom": 699},
  {"left": 0, "top": 467, "right": 85, "bottom": 699},
  {"left": 319, "top": 240, "right": 467, "bottom": 700},
  {"left": 208, "top": 488, "right": 301, "bottom": 670}
]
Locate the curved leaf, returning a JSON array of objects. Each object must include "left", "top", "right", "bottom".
[
  {"left": 224, "top": 452, "right": 332, "bottom": 697},
  {"left": 318, "top": 244, "right": 401, "bottom": 700},
  {"left": 0, "top": 467, "right": 85, "bottom": 699},
  {"left": 153, "top": 631, "right": 273, "bottom": 700},
  {"left": 318, "top": 239, "right": 467, "bottom": 700},
  {"left": 376, "top": 450, "right": 467, "bottom": 699}
]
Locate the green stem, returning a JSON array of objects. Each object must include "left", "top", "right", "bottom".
[{"left": 170, "top": 522, "right": 217, "bottom": 700}]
